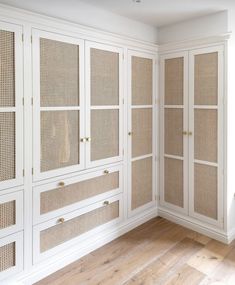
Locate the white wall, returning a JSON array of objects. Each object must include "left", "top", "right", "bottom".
[
  {"left": 0, "top": 0, "right": 158, "bottom": 43},
  {"left": 158, "top": 11, "right": 228, "bottom": 44}
]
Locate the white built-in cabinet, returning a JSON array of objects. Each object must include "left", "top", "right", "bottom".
[{"left": 160, "top": 45, "right": 224, "bottom": 228}]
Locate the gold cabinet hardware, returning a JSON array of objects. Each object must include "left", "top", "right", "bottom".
[
  {"left": 86, "top": 137, "right": 91, "bottom": 142},
  {"left": 103, "top": 201, "right": 110, "bottom": 206},
  {"left": 128, "top": 131, "right": 133, "bottom": 136},
  {"left": 182, "top": 131, "right": 188, "bottom": 135},
  {"left": 58, "top": 181, "right": 65, "bottom": 187},
  {"left": 57, "top": 217, "right": 65, "bottom": 223},
  {"left": 103, "top": 170, "right": 109, "bottom": 174},
  {"left": 188, "top": 131, "right": 193, "bottom": 136},
  {"left": 80, "top": 138, "right": 86, "bottom": 142}
]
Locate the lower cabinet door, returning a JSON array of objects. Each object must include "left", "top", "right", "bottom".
[
  {"left": 0, "top": 232, "right": 23, "bottom": 281},
  {"left": 33, "top": 194, "right": 123, "bottom": 263}
]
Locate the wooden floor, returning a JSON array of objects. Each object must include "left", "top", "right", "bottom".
[{"left": 35, "top": 217, "right": 235, "bottom": 285}]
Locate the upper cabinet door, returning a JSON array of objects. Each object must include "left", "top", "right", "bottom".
[
  {"left": 85, "top": 42, "right": 124, "bottom": 168},
  {"left": 0, "top": 22, "right": 23, "bottom": 190},
  {"left": 32, "top": 30, "right": 85, "bottom": 181},
  {"left": 160, "top": 52, "right": 189, "bottom": 215},
  {"left": 189, "top": 46, "right": 224, "bottom": 227}
]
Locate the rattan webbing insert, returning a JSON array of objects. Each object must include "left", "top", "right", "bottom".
[
  {"left": 91, "top": 109, "right": 119, "bottom": 161},
  {"left": 0, "top": 112, "right": 15, "bottom": 181},
  {"left": 195, "top": 52, "right": 218, "bottom": 105},
  {"left": 164, "top": 157, "right": 183, "bottom": 208},
  {"left": 0, "top": 242, "right": 15, "bottom": 272},
  {"left": 41, "top": 172, "right": 119, "bottom": 214},
  {"left": 0, "top": 200, "right": 15, "bottom": 229},
  {"left": 40, "top": 38, "right": 79, "bottom": 107},
  {"left": 40, "top": 201, "right": 119, "bottom": 252},
  {"left": 132, "top": 157, "right": 152, "bottom": 210},
  {"left": 194, "top": 109, "right": 217, "bottom": 163},
  {"left": 132, "top": 56, "right": 152, "bottom": 105},
  {"left": 91, "top": 48, "right": 119, "bottom": 106},
  {"left": 194, "top": 163, "right": 217, "bottom": 220},
  {"left": 132, "top": 108, "right": 152, "bottom": 158},
  {"left": 41, "top": 111, "right": 79, "bottom": 172},
  {"left": 164, "top": 108, "right": 183, "bottom": 157},
  {"left": 165, "top": 57, "right": 183, "bottom": 105},
  {"left": 0, "top": 30, "right": 15, "bottom": 107}
]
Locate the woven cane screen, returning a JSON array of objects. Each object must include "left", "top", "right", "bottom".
[
  {"left": 194, "top": 53, "right": 218, "bottom": 105},
  {"left": 164, "top": 109, "right": 183, "bottom": 156},
  {"left": 0, "top": 112, "right": 15, "bottom": 182},
  {"left": 132, "top": 157, "right": 152, "bottom": 210},
  {"left": 41, "top": 172, "right": 119, "bottom": 214},
  {"left": 0, "top": 200, "right": 15, "bottom": 229},
  {"left": 91, "top": 48, "right": 119, "bottom": 106},
  {"left": 40, "top": 111, "right": 79, "bottom": 172},
  {"left": 0, "top": 30, "right": 15, "bottom": 107},
  {"left": 40, "top": 201, "right": 119, "bottom": 252},
  {"left": 132, "top": 56, "right": 152, "bottom": 105},
  {"left": 0, "top": 242, "right": 15, "bottom": 272},
  {"left": 40, "top": 38, "right": 79, "bottom": 107},
  {"left": 165, "top": 57, "right": 183, "bottom": 105},
  {"left": 194, "top": 163, "right": 217, "bottom": 219},
  {"left": 91, "top": 109, "right": 119, "bottom": 161},
  {"left": 132, "top": 108, "right": 152, "bottom": 158},
  {"left": 164, "top": 158, "right": 183, "bottom": 208},
  {"left": 194, "top": 109, "right": 217, "bottom": 163}
]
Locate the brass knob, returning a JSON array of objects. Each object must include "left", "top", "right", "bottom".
[
  {"left": 188, "top": 131, "right": 193, "bottom": 136},
  {"left": 128, "top": 131, "right": 133, "bottom": 136},
  {"left": 103, "top": 201, "right": 110, "bottom": 206},
  {"left": 86, "top": 137, "right": 91, "bottom": 142},
  {"left": 57, "top": 217, "right": 65, "bottom": 223},
  {"left": 103, "top": 170, "right": 109, "bottom": 174},
  {"left": 80, "top": 138, "right": 86, "bottom": 142},
  {"left": 58, "top": 181, "right": 65, "bottom": 187},
  {"left": 182, "top": 131, "right": 188, "bottom": 135}
]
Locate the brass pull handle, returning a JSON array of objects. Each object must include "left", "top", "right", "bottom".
[
  {"left": 86, "top": 137, "right": 91, "bottom": 142},
  {"left": 182, "top": 131, "right": 188, "bottom": 135},
  {"left": 58, "top": 181, "right": 65, "bottom": 187},
  {"left": 128, "top": 132, "right": 133, "bottom": 136},
  {"left": 103, "top": 201, "right": 110, "bottom": 206},
  {"left": 57, "top": 217, "right": 65, "bottom": 223},
  {"left": 80, "top": 138, "right": 86, "bottom": 142},
  {"left": 103, "top": 170, "right": 109, "bottom": 174}
]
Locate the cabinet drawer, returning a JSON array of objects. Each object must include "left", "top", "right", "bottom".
[
  {"left": 0, "top": 191, "right": 23, "bottom": 238},
  {"left": 0, "top": 232, "right": 23, "bottom": 281},
  {"left": 33, "top": 165, "right": 123, "bottom": 224},
  {"left": 33, "top": 194, "right": 123, "bottom": 263}
]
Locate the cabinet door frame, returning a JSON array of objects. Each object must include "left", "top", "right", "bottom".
[
  {"left": 127, "top": 49, "right": 157, "bottom": 218},
  {"left": 85, "top": 41, "right": 124, "bottom": 168},
  {"left": 188, "top": 45, "right": 224, "bottom": 228},
  {"left": 159, "top": 51, "right": 189, "bottom": 215},
  {"left": 0, "top": 21, "right": 24, "bottom": 191},
  {"left": 32, "top": 29, "right": 85, "bottom": 182}
]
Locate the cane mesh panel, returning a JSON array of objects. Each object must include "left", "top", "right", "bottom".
[
  {"left": 195, "top": 53, "right": 218, "bottom": 105},
  {"left": 164, "top": 158, "right": 183, "bottom": 208},
  {"left": 164, "top": 109, "right": 183, "bottom": 156},
  {"left": 41, "top": 172, "right": 119, "bottom": 214},
  {"left": 0, "top": 242, "right": 15, "bottom": 272},
  {"left": 41, "top": 111, "right": 79, "bottom": 172},
  {"left": 132, "top": 56, "right": 152, "bottom": 105},
  {"left": 165, "top": 57, "right": 183, "bottom": 105},
  {"left": 194, "top": 163, "right": 217, "bottom": 220},
  {"left": 91, "top": 109, "right": 119, "bottom": 161},
  {"left": 0, "top": 112, "right": 15, "bottom": 181},
  {"left": 0, "top": 201, "right": 15, "bottom": 229},
  {"left": 132, "top": 108, "right": 152, "bottom": 158},
  {"left": 194, "top": 109, "right": 217, "bottom": 163},
  {"left": 40, "top": 38, "right": 79, "bottom": 107},
  {"left": 91, "top": 48, "right": 119, "bottom": 106},
  {"left": 40, "top": 201, "right": 119, "bottom": 252},
  {"left": 0, "top": 30, "right": 15, "bottom": 107},
  {"left": 132, "top": 157, "right": 152, "bottom": 210}
]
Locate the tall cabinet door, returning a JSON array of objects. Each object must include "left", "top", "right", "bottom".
[
  {"left": 128, "top": 50, "right": 156, "bottom": 216},
  {"left": 160, "top": 52, "right": 188, "bottom": 214},
  {"left": 0, "top": 22, "right": 23, "bottom": 190},
  {"left": 189, "top": 46, "right": 224, "bottom": 227},
  {"left": 32, "top": 30, "right": 85, "bottom": 181},
  {"left": 85, "top": 42, "right": 123, "bottom": 168}
]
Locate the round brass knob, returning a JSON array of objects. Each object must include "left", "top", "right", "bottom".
[
  {"left": 58, "top": 181, "right": 65, "bottom": 187},
  {"left": 86, "top": 137, "right": 91, "bottom": 142},
  {"left": 103, "top": 201, "right": 110, "bottom": 206},
  {"left": 128, "top": 131, "right": 133, "bottom": 136},
  {"left": 80, "top": 138, "right": 86, "bottom": 142},
  {"left": 103, "top": 170, "right": 109, "bottom": 174},
  {"left": 57, "top": 217, "right": 65, "bottom": 223}
]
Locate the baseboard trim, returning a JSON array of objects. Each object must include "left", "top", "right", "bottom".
[
  {"left": 158, "top": 207, "right": 230, "bottom": 244},
  {"left": 17, "top": 207, "right": 158, "bottom": 285},
  {"left": 228, "top": 227, "right": 235, "bottom": 244}
]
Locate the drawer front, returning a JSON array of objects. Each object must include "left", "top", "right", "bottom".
[
  {"left": 0, "top": 232, "right": 23, "bottom": 281},
  {"left": 33, "top": 165, "right": 123, "bottom": 224},
  {"left": 0, "top": 191, "right": 23, "bottom": 238},
  {"left": 33, "top": 194, "right": 123, "bottom": 263}
]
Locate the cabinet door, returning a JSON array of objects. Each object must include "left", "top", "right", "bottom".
[
  {"left": 85, "top": 42, "right": 123, "bottom": 168},
  {"left": 160, "top": 52, "right": 188, "bottom": 214},
  {"left": 189, "top": 46, "right": 224, "bottom": 227},
  {"left": 0, "top": 22, "right": 23, "bottom": 190},
  {"left": 32, "top": 30, "right": 85, "bottom": 181},
  {"left": 128, "top": 51, "right": 156, "bottom": 216}
]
